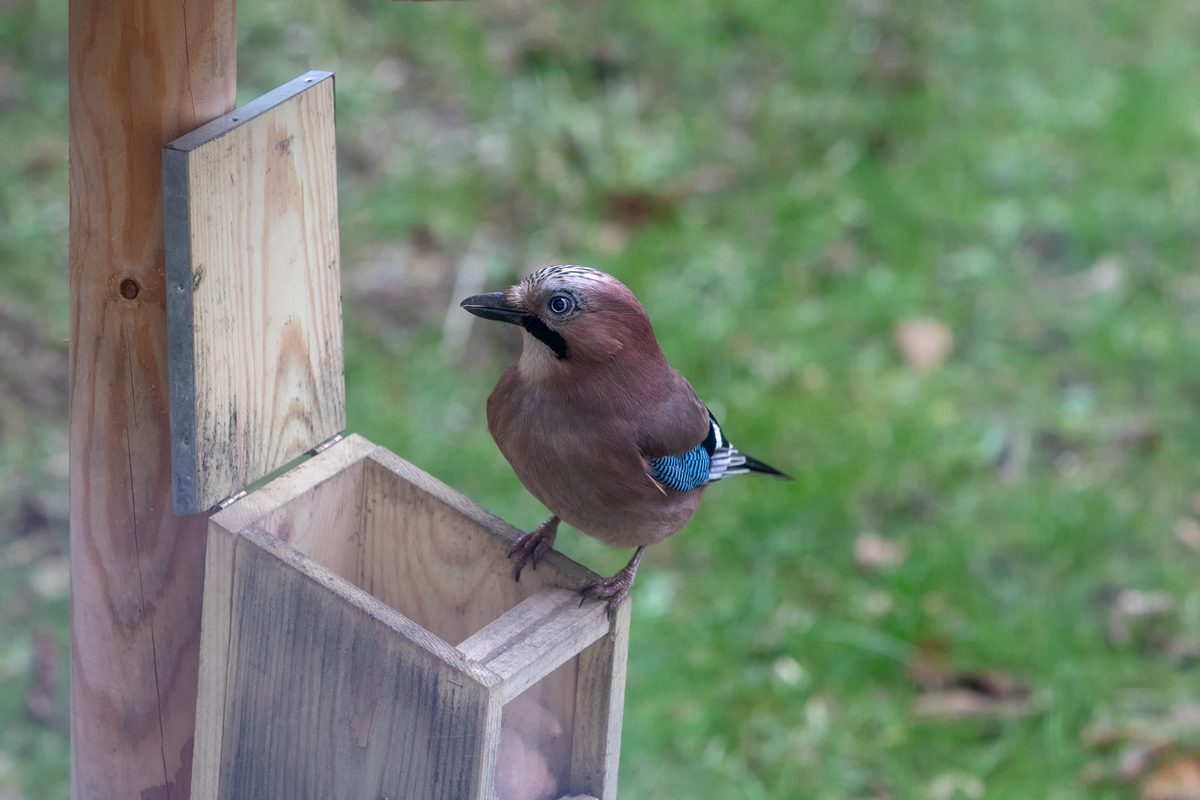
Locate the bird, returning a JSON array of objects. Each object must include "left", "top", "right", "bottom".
[{"left": 461, "top": 265, "right": 790, "bottom": 612}]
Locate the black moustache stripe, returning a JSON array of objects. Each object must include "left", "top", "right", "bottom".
[{"left": 521, "top": 315, "right": 568, "bottom": 360}]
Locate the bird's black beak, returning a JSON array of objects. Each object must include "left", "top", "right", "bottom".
[{"left": 460, "top": 292, "right": 527, "bottom": 325}]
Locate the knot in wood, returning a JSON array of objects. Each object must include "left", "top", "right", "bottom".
[{"left": 119, "top": 278, "right": 140, "bottom": 300}]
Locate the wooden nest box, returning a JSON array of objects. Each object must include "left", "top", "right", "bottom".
[{"left": 164, "top": 72, "right": 628, "bottom": 800}]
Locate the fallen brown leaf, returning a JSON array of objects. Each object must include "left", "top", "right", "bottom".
[
  {"left": 1174, "top": 703, "right": 1200, "bottom": 729},
  {"left": 823, "top": 238, "right": 858, "bottom": 274},
  {"left": 1083, "top": 703, "right": 1200, "bottom": 787},
  {"left": 905, "top": 639, "right": 953, "bottom": 690},
  {"left": 914, "top": 688, "right": 1035, "bottom": 720},
  {"left": 1142, "top": 757, "right": 1200, "bottom": 800},
  {"left": 928, "top": 772, "right": 984, "bottom": 800},
  {"left": 1176, "top": 519, "right": 1200, "bottom": 553},
  {"left": 910, "top": 656, "right": 1035, "bottom": 721},
  {"left": 1054, "top": 257, "right": 1123, "bottom": 300},
  {"left": 894, "top": 318, "right": 954, "bottom": 374},
  {"left": 1109, "top": 589, "right": 1175, "bottom": 646},
  {"left": 855, "top": 532, "right": 905, "bottom": 570},
  {"left": 1122, "top": 743, "right": 1165, "bottom": 782}
]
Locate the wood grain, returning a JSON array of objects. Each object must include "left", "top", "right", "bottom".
[
  {"left": 199, "top": 526, "right": 502, "bottom": 799},
  {"left": 458, "top": 588, "right": 611, "bottom": 704},
  {"left": 164, "top": 72, "right": 345, "bottom": 514},
  {"left": 359, "top": 448, "right": 588, "bottom": 795},
  {"left": 569, "top": 601, "right": 631, "bottom": 800},
  {"left": 197, "top": 436, "right": 630, "bottom": 798},
  {"left": 68, "top": 1, "right": 234, "bottom": 797}
]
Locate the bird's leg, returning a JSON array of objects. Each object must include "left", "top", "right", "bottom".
[
  {"left": 580, "top": 546, "right": 645, "bottom": 614},
  {"left": 509, "top": 516, "right": 560, "bottom": 582}
]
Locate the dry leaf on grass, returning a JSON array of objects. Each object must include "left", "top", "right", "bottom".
[
  {"left": 905, "top": 639, "right": 953, "bottom": 690},
  {"left": 1054, "top": 257, "right": 1123, "bottom": 300},
  {"left": 1176, "top": 519, "right": 1200, "bottom": 553},
  {"left": 1109, "top": 589, "right": 1175, "bottom": 646},
  {"left": 894, "top": 318, "right": 954, "bottom": 374},
  {"left": 855, "top": 532, "right": 905, "bottom": 569},
  {"left": 1122, "top": 742, "right": 1172, "bottom": 782},
  {"left": 914, "top": 688, "right": 1033, "bottom": 719},
  {"left": 913, "top": 669, "right": 1036, "bottom": 720},
  {"left": 1082, "top": 702, "right": 1200, "bottom": 785},
  {"left": 1142, "top": 757, "right": 1200, "bottom": 800},
  {"left": 928, "top": 772, "right": 984, "bottom": 800},
  {"left": 906, "top": 639, "right": 1035, "bottom": 720}
]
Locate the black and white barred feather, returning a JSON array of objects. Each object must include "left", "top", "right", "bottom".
[{"left": 649, "top": 411, "right": 787, "bottom": 492}]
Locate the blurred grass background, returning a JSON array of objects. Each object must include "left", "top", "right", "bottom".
[{"left": 3, "top": 0, "right": 1200, "bottom": 797}]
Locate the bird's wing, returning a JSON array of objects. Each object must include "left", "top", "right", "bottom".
[
  {"left": 648, "top": 409, "right": 791, "bottom": 491},
  {"left": 635, "top": 367, "right": 709, "bottom": 459},
  {"left": 703, "top": 414, "right": 751, "bottom": 483}
]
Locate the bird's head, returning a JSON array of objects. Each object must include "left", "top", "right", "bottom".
[{"left": 461, "top": 265, "right": 661, "bottom": 372}]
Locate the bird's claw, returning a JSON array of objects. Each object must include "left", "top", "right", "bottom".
[
  {"left": 579, "top": 570, "right": 635, "bottom": 616},
  {"left": 508, "top": 517, "right": 559, "bottom": 582}
]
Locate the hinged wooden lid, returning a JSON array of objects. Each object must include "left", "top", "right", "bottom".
[{"left": 164, "top": 71, "right": 346, "bottom": 515}]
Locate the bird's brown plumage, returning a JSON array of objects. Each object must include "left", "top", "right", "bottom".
[
  {"left": 486, "top": 267, "right": 709, "bottom": 548},
  {"left": 461, "top": 264, "right": 789, "bottom": 609}
]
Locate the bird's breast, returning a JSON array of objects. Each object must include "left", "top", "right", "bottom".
[{"left": 486, "top": 376, "right": 701, "bottom": 548}]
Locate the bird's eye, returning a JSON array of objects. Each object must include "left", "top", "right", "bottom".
[{"left": 548, "top": 295, "right": 573, "bottom": 315}]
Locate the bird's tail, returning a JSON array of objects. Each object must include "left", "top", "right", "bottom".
[{"left": 742, "top": 454, "right": 792, "bottom": 480}]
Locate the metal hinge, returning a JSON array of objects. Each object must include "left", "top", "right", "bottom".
[
  {"left": 308, "top": 432, "right": 344, "bottom": 457},
  {"left": 209, "top": 489, "right": 247, "bottom": 513}
]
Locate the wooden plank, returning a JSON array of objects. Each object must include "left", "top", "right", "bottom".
[
  {"left": 569, "top": 601, "right": 631, "bottom": 800},
  {"left": 201, "top": 526, "right": 502, "bottom": 800},
  {"left": 458, "top": 589, "right": 610, "bottom": 703},
  {"left": 202, "top": 437, "right": 628, "bottom": 797},
  {"left": 190, "top": 521, "right": 238, "bottom": 800},
  {"left": 164, "top": 71, "right": 346, "bottom": 514},
  {"left": 212, "top": 434, "right": 376, "bottom": 585},
  {"left": 361, "top": 445, "right": 598, "bottom": 611},
  {"left": 211, "top": 433, "right": 375, "bottom": 533},
  {"left": 359, "top": 447, "right": 592, "bottom": 798},
  {"left": 68, "top": 1, "right": 235, "bottom": 798}
]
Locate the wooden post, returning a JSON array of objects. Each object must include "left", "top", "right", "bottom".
[{"left": 69, "top": 1, "right": 234, "bottom": 797}]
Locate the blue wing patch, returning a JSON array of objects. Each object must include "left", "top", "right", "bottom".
[
  {"left": 649, "top": 445, "right": 712, "bottom": 492},
  {"left": 648, "top": 410, "right": 757, "bottom": 492},
  {"left": 648, "top": 411, "right": 721, "bottom": 492}
]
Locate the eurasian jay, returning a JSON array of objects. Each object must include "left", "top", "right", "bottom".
[{"left": 461, "top": 265, "right": 789, "bottom": 611}]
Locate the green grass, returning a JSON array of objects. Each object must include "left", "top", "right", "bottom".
[{"left": 3, "top": 0, "right": 1200, "bottom": 797}]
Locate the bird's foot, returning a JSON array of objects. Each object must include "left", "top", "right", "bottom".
[
  {"left": 509, "top": 516, "right": 560, "bottom": 582},
  {"left": 580, "top": 546, "right": 645, "bottom": 615}
]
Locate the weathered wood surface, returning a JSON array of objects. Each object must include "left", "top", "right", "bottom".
[
  {"left": 458, "top": 588, "right": 611, "bottom": 703},
  {"left": 358, "top": 447, "right": 591, "bottom": 796},
  {"left": 194, "top": 525, "right": 502, "bottom": 800},
  {"left": 570, "top": 601, "right": 631, "bottom": 800},
  {"left": 359, "top": 448, "right": 596, "bottom": 644},
  {"left": 196, "top": 435, "right": 630, "bottom": 799},
  {"left": 68, "top": 1, "right": 235, "bottom": 798},
  {"left": 164, "top": 71, "right": 345, "bottom": 514}
]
